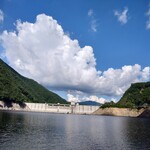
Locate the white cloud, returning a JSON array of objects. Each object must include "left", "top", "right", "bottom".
[
  {"left": 91, "top": 19, "right": 97, "bottom": 32},
  {"left": 114, "top": 7, "right": 128, "bottom": 25},
  {"left": 67, "top": 94, "right": 106, "bottom": 104},
  {"left": 67, "top": 92, "right": 119, "bottom": 104},
  {"left": 146, "top": 5, "right": 150, "bottom": 29},
  {"left": 87, "top": 9, "right": 98, "bottom": 32},
  {"left": 67, "top": 94, "right": 80, "bottom": 103},
  {"left": 0, "top": 14, "right": 150, "bottom": 100},
  {"left": 88, "top": 9, "right": 93, "bottom": 17},
  {"left": 0, "top": 9, "right": 4, "bottom": 23}
]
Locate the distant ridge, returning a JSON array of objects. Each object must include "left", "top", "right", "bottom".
[
  {"left": 0, "top": 59, "right": 68, "bottom": 104},
  {"left": 79, "top": 101, "right": 101, "bottom": 106}
]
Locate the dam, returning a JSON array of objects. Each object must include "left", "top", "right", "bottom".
[{"left": 0, "top": 101, "right": 99, "bottom": 114}]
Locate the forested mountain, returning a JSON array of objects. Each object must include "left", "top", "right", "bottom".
[
  {"left": 0, "top": 59, "right": 68, "bottom": 104},
  {"left": 118, "top": 82, "right": 150, "bottom": 107},
  {"left": 101, "top": 82, "right": 150, "bottom": 108}
]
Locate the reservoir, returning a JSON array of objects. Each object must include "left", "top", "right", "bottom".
[{"left": 0, "top": 111, "right": 150, "bottom": 150}]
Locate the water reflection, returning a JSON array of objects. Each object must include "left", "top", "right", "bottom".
[
  {"left": 123, "top": 117, "right": 150, "bottom": 150},
  {"left": 0, "top": 111, "right": 150, "bottom": 150}
]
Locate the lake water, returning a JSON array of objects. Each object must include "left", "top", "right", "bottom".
[{"left": 0, "top": 111, "right": 150, "bottom": 150}]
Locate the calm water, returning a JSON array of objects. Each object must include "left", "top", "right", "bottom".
[{"left": 0, "top": 111, "right": 150, "bottom": 150}]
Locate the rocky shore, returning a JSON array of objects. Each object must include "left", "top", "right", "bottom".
[{"left": 93, "top": 107, "right": 150, "bottom": 118}]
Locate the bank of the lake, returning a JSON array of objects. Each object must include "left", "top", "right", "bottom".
[{"left": 93, "top": 107, "right": 150, "bottom": 118}]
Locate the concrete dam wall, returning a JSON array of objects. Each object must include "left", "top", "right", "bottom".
[
  {"left": 25, "top": 103, "right": 100, "bottom": 114},
  {"left": 0, "top": 101, "right": 99, "bottom": 114}
]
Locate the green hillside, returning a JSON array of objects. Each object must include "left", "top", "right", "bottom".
[
  {"left": 101, "top": 82, "right": 150, "bottom": 108},
  {"left": 118, "top": 82, "right": 150, "bottom": 107},
  {"left": 0, "top": 59, "right": 68, "bottom": 104}
]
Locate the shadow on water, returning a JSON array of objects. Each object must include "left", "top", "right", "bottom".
[
  {"left": 138, "top": 109, "right": 150, "bottom": 118},
  {"left": 0, "top": 111, "right": 26, "bottom": 134},
  {"left": 123, "top": 117, "right": 150, "bottom": 150}
]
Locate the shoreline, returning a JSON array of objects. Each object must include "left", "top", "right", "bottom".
[
  {"left": 0, "top": 109, "right": 98, "bottom": 117},
  {"left": 1, "top": 107, "right": 150, "bottom": 118},
  {"left": 1, "top": 100, "right": 149, "bottom": 118},
  {"left": 93, "top": 107, "right": 150, "bottom": 118}
]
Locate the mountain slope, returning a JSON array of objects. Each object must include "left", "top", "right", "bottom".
[
  {"left": 0, "top": 59, "right": 68, "bottom": 104},
  {"left": 101, "top": 82, "right": 150, "bottom": 108},
  {"left": 118, "top": 82, "right": 150, "bottom": 107}
]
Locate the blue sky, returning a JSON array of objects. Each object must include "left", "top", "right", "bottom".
[{"left": 0, "top": 0, "right": 150, "bottom": 103}]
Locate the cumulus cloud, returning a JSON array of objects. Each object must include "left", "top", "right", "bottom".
[
  {"left": 0, "top": 9, "right": 4, "bottom": 23},
  {"left": 114, "top": 7, "right": 128, "bottom": 25},
  {"left": 87, "top": 9, "right": 98, "bottom": 32},
  {"left": 146, "top": 5, "right": 150, "bottom": 29},
  {"left": 67, "top": 91, "right": 119, "bottom": 104},
  {"left": 0, "top": 14, "right": 98, "bottom": 89},
  {"left": 0, "top": 14, "right": 150, "bottom": 100},
  {"left": 98, "top": 65, "right": 150, "bottom": 96},
  {"left": 67, "top": 94, "right": 106, "bottom": 104}
]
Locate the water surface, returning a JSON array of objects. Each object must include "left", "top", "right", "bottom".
[{"left": 0, "top": 111, "right": 150, "bottom": 150}]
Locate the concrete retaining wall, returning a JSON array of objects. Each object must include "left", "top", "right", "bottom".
[
  {"left": 26, "top": 103, "right": 71, "bottom": 113},
  {"left": 74, "top": 105, "right": 99, "bottom": 114}
]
